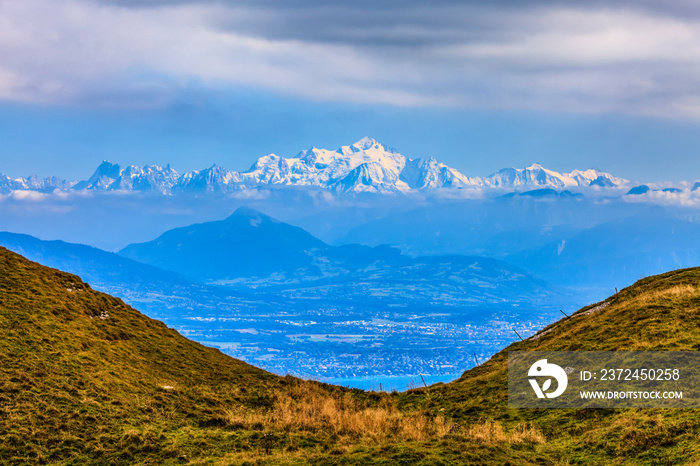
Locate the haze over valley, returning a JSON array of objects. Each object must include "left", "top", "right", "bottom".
[{"left": 2, "top": 139, "right": 700, "bottom": 389}]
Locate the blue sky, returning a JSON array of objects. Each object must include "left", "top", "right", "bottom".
[{"left": 1, "top": 0, "right": 700, "bottom": 182}]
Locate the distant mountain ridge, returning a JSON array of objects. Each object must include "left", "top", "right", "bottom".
[
  {"left": 118, "top": 206, "right": 551, "bottom": 303},
  {"left": 119, "top": 207, "right": 330, "bottom": 282},
  {"left": 483, "top": 163, "right": 627, "bottom": 190},
  {"left": 0, "top": 137, "right": 630, "bottom": 195},
  {"left": 0, "top": 231, "right": 201, "bottom": 296}
]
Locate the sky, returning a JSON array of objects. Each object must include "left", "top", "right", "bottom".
[{"left": 1, "top": 0, "right": 700, "bottom": 182}]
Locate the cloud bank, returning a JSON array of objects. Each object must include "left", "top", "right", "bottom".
[{"left": 1, "top": 0, "right": 700, "bottom": 116}]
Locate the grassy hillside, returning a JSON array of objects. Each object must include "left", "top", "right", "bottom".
[
  {"left": 0, "top": 247, "right": 469, "bottom": 465},
  {"left": 398, "top": 266, "right": 700, "bottom": 465},
  {"left": 2, "top": 245, "right": 700, "bottom": 465}
]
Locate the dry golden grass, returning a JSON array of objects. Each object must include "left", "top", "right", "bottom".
[
  {"left": 204, "top": 410, "right": 544, "bottom": 465},
  {"left": 222, "top": 381, "right": 453, "bottom": 442},
  {"left": 219, "top": 380, "right": 544, "bottom": 456},
  {"left": 467, "top": 421, "right": 545, "bottom": 445},
  {"left": 633, "top": 284, "right": 700, "bottom": 306},
  {"left": 509, "top": 423, "right": 547, "bottom": 444}
]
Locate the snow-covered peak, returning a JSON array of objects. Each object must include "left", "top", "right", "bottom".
[
  {"left": 332, "top": 161, "right": 409, "bottom": 194},
  {"left": 298, "top": 148, "right": 341, "bottom": 168},
  {"left": 483, "top": 164, "right": 628, "bottom": 190},
  {"left": 176, "top": 164, "right": 242, "bottom": 194},
  {"left": 401, "top": 157, "right": 479, "bottom": 189},
  {"left": 118, "top": 164, "right": 179, "bottom": 193},
  {"left": 72, "top": 161, "right": 179, "bottom": 192},
  {"left": 71, "top": 161, "right": 121, "bottom": 190},
  {"left": 349, "top": 137, "right": 386, "bottom": 152},
  {"left": 240, "top": 137, "right": 411, "bottom": 191},
  {"left": 568, "top": 168, "right": 628, "bottom": 188},
  {"left": 335, "top": 139, "right": 406, "bottom": 174},
  {"left": 94, "top": 161, "right": 121, "bottom": 178},
  {"left": 0, "top": 172, "right": 73, "bottom": 194},
  {"left": 0, "top": 139, "right": 632, "bottom": 197},
  {"left": 338, "top": 137, "right": 397, "bottom": 156}
]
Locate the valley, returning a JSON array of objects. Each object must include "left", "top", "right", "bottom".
[
  {"left": 3, "top": 3, "right": 700, "bottom": 462},
  {"left": 3, "top": 244, "right": 700, "bottom": 464},
  {"left": 0, "top": 213, "right": 570, "bottom": 388}
]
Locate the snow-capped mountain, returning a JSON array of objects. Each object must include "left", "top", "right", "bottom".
[
  {"left": 234, "top": 139, "right": 627, "bottom": 193},
  {"left": 174, "top": 165, "right": 243, "bottom": 194},
  {"left": 71, "top": 161, "right": 179, "bottom": 193},
  {"left": 0, "top": 173, "right": 75, "bottom": 194},
  {"left": 0, "top": 137, "right": 631, "bottom": 196},
  {"left": 237, "top": 137, "right": 489, "bottom": 193},
  {"left": 400, "top": 157, "right": 478, "bottom": 189},
  {"left": 482, "top": 163, "right": 628, "bottom": 189},
  {"left": 240, "top": 137, "right": 416, "bottom": 193}
]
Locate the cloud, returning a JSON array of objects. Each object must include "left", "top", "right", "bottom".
[
  {"left": 9, "top": 190, "right": 48, "bottom": 202},
  {"left": 2, "top": 0, "right": 700, "bottom": 116},
  {"left": 625, "top": 188, "right": 700, "bottom": 208}
]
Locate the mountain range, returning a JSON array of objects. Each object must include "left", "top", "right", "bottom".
[
  {"left": 0, "top": 207, "right": 560, "bottom": 312},
  {"left": 0, "top": 209, "right": 567, "bottom": 382},
  {"left": 0, "top": 137, "right": 630, "bottom": 195}
]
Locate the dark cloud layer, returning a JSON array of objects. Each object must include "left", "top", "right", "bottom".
[
  {"left": 1, "top": 0, "right": 700, "bottom": 116},
  {"left": 89, "top": 1, "right": 673, "bottom": 47}
]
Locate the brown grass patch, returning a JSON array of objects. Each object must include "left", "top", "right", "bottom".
[
  {"left": 222, "top": 382, "right": 453, "bottom": 442},
  {"left": 634, "top": 285, "right": 700, "bottom": 307},
  {"left": 221, "top": 382, "right": 544, "bottom": 450},
  {"left": 467, "top": 421, "right": 545, "bottom": 445}
]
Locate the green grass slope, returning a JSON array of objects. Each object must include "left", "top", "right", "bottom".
[
  {"left": 398, "top": 267, "right": 700, "bottom": 465},
  {"left": 0, "top": 246, "right": 283, "bottom": 464},
  {"left": 3, "top": 245, "right": 700, "bottom": 465},
  {"left": 0, "top": 247, "right": 463, "bottom": 465}
]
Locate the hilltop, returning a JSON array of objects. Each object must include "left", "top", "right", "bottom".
[{"left": 3, "top": 246, "right": 700, "bottom": 464}]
